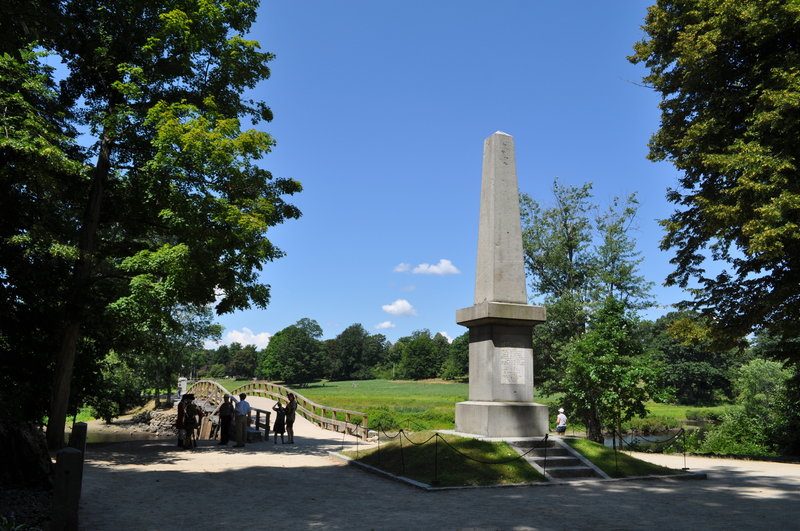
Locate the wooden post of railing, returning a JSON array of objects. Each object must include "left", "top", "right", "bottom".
[
  {"left": 67, "top": 422, "right": 87, "bottom": 487},
  {"left": 51, "top": 447, "right": 82, "bottom": 530}
]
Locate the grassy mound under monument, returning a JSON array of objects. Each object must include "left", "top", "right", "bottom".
[
  {"left": 565, "top": 438, "right": 682, "bottom": 478},
  {"left": 342, "top": 431, "right": 545, "bottom": 487},
  {"left": 343, "top": 431, "right": 684, "bottom": 487}
]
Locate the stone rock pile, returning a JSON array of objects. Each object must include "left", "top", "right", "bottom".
[{"left": 131, "top": 410, "right": 178, "bottom": 435}]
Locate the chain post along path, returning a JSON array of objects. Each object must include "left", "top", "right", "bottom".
[{"left": 79, "top": 382, "right": 800, "bottom": 530}]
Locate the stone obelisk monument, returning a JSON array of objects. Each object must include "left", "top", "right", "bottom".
[{"left": 455, "top": 131, "right": 549, "bottom": 437}]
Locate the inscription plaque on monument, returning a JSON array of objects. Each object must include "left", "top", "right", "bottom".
[{"left": 499, "top": 348, "right": 527, "bottom": 385}]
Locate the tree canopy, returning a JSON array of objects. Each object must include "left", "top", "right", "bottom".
[
  {"left": 561, "top": 297, "right": 663, "bottom": 443},
  {"left": 641, "top": 311, "right": 741, "bottom": 405},
  {"left": 521, "top": 180, "right": 652, "bottom": 388},
  {"left": 1, "top": 0, "right": 301, "bottom": 447},
  {"left": 630, "top": 0, "right": 800, "bottom": 356},
  {"left": 257, "top": 320, "right": 323, "bottom": 385}
]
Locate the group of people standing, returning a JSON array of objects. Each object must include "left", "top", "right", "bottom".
[
  {"left": 215, "top": 393, "right": 252, "bottom": 447},
  {"left": 177, "top": 391, "right": 298, "bottom": 449},
  {"left": 176, "top": 393, "right": 203, "bottom": 449}
]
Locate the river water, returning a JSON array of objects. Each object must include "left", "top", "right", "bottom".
[{"left": 603, "top": 433, "right": 681, "bottom": 448}]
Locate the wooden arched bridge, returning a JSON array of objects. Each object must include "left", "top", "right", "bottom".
[{"left": 184, "top": 380, "right": 371, "bottom": 442}]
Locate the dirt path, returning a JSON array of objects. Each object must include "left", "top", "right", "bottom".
[{"left": 79, "top": 398, "right": 800, "bottom": 530}]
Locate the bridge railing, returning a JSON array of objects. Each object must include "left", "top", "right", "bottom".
[{"left": 232, "top": 380, "right": 370, "bottom": 439}]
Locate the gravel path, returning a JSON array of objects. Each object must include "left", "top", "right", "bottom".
[{"left": 79, "top": 397, "right": 800, "bottom": 530}]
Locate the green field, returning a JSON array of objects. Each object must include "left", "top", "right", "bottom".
[{"left": 212, "top": 378, "right": 727, "bottom": 431}]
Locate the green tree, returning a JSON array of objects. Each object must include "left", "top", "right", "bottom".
[
  {"left": 211, "top": 345, "right": 235, "bottom": 370},
  {"left": 108, "top": 300, "right": 221, "bottom": 405},
  {"left": 431, "top": 333, "right": 451, "bottom": 376},
  {"left": 84, "top": 351, "right": 145, "bottom": 423},
  {"left": 440, "top": 332, "right": 469, "bottom": 380},
  {"left": 701, "top": 358, "right": 792, "bottom": 456},
  {"left": 561, "top": 298, "right": 662, "bottom": 443},
  {"left": 0, "top": 46, "right": 84, "bottom": 424},
  {"left": 395, "top": 330, "right": 439, "bottom": 380},
  {"left": 593, "top": 196, "right": 654, "bottom": 307},
  {"left": 521, "top": 182, "right": 594, "bottom": 386},
  {"left": 257, "top": 321, "right": 322, "bottom": 385},
  {"left": 630, "top": 0, "right": 800, "bottom": 360},
  {"left": 521, "top": 181, "right": 652, "bottom": 389},
  {"left": 324, "top": 323, "right": 388, "bottom": 381},
  {"left": 295, "top": 318, "right": 324, "bottom": 340},
  {"left": 0, "top": 0, "right": 302, "bottom": 447},
  {"left": 226, "top": 344, "right": 258, "bottom": 379},
  {"left": 642, "top": 312, "right": 739, "bottom": 405}
]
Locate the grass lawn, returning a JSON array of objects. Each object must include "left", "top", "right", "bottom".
[
  {"left": 565, "top": 438, "right": 682, "bottom": 478},
  {"left": 212, "top": 378, "right": 559, "bottom": 430},
  {"left": 646, "top": 402, "right": 727, "bottom": 418},
  {"left": 210, "top": 378, "right": 727, "bottom": 431},
  {"left": 297, "top": 379, "right": 565, "bottom": 430},
  {"left": 343, "top": 431, "right": 545, "bottom": 487}
]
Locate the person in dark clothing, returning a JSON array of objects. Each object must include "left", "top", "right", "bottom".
[
  {"left": 175, "top": 394, "right": 190, "bottom": 447},
  {"left": 272, "top": 402, "right": 286, "bottom": 444},
  {"left": 285, "top": 393, "right": 298, "bottom": 444},
  {"left": 218, "top": 395, "right": 234, "bottom": 445},
  {"left": 183, "top": 395, "right": 202, "bottom": 449}
]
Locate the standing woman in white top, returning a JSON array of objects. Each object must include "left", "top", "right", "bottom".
[{"left": 555, "top": 408, "right": 567, "bottom": 435}]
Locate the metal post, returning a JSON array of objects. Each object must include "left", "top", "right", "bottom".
[
  {"left": 399, "top": 431, "right": 405, "bottom": 475},
  {"left": 433, "top": 434, "right": 439, "bottom": 486}
]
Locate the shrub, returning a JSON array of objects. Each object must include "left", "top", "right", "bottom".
[
  {"left": 685, "top": 408, "right": 723, "bottom": 422},
  {"left": 622, "top": 416, "right": 680, "bottom": 434},
  {"left": 208, "top": 364, "right": 226, "bottom": 379},
  {"left": 367, "top": 408, "right": 401, "bottom": 431},
  {"left": 700, "top": 407, "right": 775, "bottom": 456}
]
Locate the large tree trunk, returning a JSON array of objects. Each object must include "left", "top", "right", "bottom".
[
  {"left": 584, "top": 408, "right": 604, "bottom": 444},
  {"left": 46, "top": 133, "right": 112, "bottom": 450}
]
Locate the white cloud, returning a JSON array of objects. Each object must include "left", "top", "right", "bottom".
[
  {"left": 203, "top": 339, "right": 221, "bottom": 349},
  {"left": 375, "top": 321, "right": 396, "bottom": 330},
  {"left": 412, "top": 258, "right": 461, "bottom": 275},
  {"left": 223, "top": 327, "right": 272, "bottom": 349},
  {"left": 393, "top": 262, "right": 411, "bottom": 272},
  {"left": 437, "top": 331, "right": 454, "bottom": 343},
  {"left": 381, "top": 299, "right": 417, "bottom": 316},
  {"left": 208, "top": 286, "right": 227, "bottom": 309}
]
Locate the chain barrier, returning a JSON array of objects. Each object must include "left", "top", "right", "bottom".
[
  {"left": 612, "top": 427, "right": 689, "bottom": 472},
  {"left": 369, "top": 428, "right": 551, "bottom": 484}
]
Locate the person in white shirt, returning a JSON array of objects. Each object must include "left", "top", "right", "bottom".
[
  {"left": 555, "top": 408, "right": 567, "bottom": 435},
  {"left": 234, "top": 393, "right": 251, "bottom": 447}
]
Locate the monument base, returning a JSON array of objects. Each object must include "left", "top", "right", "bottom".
[{"left": 455, "top": 401, "right": 549, "bottom": 437}]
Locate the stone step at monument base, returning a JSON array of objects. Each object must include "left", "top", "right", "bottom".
[
  {"left": 532, "top": 456, "right": 583, "bottom": 468},
  {"left": 511, "top": 439, "right": 609, "bottom": 482},
  {"left": 512, "top": 439, "right": 558, "bottom": 450},
  {"left": 526, "top": 446, "right": 570, "bottom": 458},
  {"left": 544, "top": 466, "right": 602, "bottom": 480}
]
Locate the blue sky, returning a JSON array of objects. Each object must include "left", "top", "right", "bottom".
[{"left": 212, "top": 1, "right": 686, "bottom": 348}]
